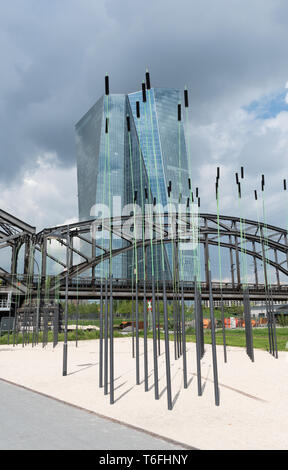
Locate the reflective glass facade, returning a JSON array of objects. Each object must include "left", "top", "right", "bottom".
[
  {"left": 76, "top": 88, "right": 193, "bottom": 280},
  {"left": 128, "top": 88, "right": 192, "bottom": 280},
  {"left": 76, "top": 94, "right": 128, "bottom": 278},
  {"left": 76, "top": 96, "right": 103, "bottom": 222}
]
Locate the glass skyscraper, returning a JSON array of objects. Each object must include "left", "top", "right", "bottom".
[{"left": 76, "top": 87, "right": 192, "bottom": 280}]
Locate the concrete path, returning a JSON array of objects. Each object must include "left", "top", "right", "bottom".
[{"left": 0, "top": 379, "right": 186, "bottom": 450}]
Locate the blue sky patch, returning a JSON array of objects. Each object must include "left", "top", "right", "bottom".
[{"left": 244, "top": 90, "right": 288, "bottom": 119}]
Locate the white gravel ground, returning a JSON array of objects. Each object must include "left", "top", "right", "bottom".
[{"left": 0, "top": 338, "right": 287, "bottom": 450}]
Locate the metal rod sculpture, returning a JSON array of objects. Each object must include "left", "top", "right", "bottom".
[{"left": 2, "top": 70, "right": 287, "bottom": 417}]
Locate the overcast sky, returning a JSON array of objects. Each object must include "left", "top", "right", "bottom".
[{"left": 1, "top": 0, "right": 288, "bottom": 232}]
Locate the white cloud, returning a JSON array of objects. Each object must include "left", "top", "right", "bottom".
[
  {"left": 0, "top": 152, "right": 77, "bottom": 231},
  {"left": 187, "top": 98, "right": 288, "bottom": 228}
]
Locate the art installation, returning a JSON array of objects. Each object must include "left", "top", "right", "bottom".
[{"left": 0, "top": 71, "right": 283, "bottom": 412}]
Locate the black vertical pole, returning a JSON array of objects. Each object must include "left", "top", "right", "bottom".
[
  {"left": 267, "top": 292, "right": 274, "bottom": 356},
  {"left": 109, "top": 274, "right": 114, "bottom": 404},
  {"left": 62, "top": 227, "right": 70, "bottom": 377},
  {"left": 176, "top": 223, "right": 182, "bottom": 358},
  {"left": 173, "top": 289, "right": 177, "bottom": 359},
  {"left": 142, "top": 192, "right": 149, "bottom": 391},
  {"left": 75, "top": 300, "right": 79, "bottom": 348},
  {"left": 199, "top": 291, "right": 205, "bottom": 359},
  {"left": 220, "top": 294, "right": 227, "bottom": 363},
  {"left": 99, "top": 283, "right": 104, "bottom": 387},
  {"left": 270, "top": 292, "right": 275, "bottom": 357},
  {"left": 176, "top": 287, "right": 181, "bottom": 358},
  {"left": 194, "top": 277, "right": 202, "bottom": 396},
  {"left": 266, "top": 294, "right": 272, "bottom": 355},
  {"left": 181, "top": 280, "right": 187, "bottom": 388},
  {"left": 135, "top": 279, "right": 140, "bottom": 385},
  {"left": 270, "top": 291, "right": 278, "bottom": 359},
  {"left": 13, "top": 292, "right": 17, "bottom": 347},
  {"left": 208, "top": 270, "right": 220, "bottom": 406},
  {"left": 154, "top": 226, "right": 161, "bottom": 357},
  {"left": 74, "top": 264, "right": 79, "bottom": 349},
  {"left": 244, "top": 287, "right": 254, "bottom": 362},
  {"left": 131, "top": 288, "right": 135, "bottom": 358},
  {"left": 104, "top": 277, "right": 109, "bottom": 395},
  {"left": 143, "top": 201, "right": 149, "bottom": 390},
  {"left": 244, "top": 289, "right": 248, "bottom": 357},
  {"left": 143, "top": 278, "right": 148, "bottom": 391},
  {"left": 22, "top": 308, "right": 25, "bottom": 348},
  {"left": 173, "top": 219, "right": 178, "bottom": 360},
  {"left": 152, "top": 274, "right": 159, "bottom": 400},
  {"left": 7, "top": 295, "right": 11, "bottom": 346},
  {"left": 163, "top": 273, "right": 172, "bottom": 410},
  {"left": 53, "top": 303, "right": 58, "bottom": 349},
  {"left": 157, "top": 292, "right": 161, "bottom": 356},
  {"left": 151, "top": 202, "right": 159, "bottom": 400}
]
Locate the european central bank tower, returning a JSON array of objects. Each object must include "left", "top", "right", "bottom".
[{"left": 76, "top": 85, "right": 191, "bottom": 280}]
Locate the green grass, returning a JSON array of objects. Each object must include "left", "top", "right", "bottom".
[
  {"left": 142, "top": 327, "right": 288, "bottom": 351},
  {"left": 1, "top": 327, "right": 287, "bottom": 352},
  {"left": 185, "top": 328, "right": 288, "bottom": 351},
  {"left": 0, "top": 328, "right": 124, "bottom": 345}
]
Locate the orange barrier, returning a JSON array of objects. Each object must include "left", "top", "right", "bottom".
[
  {"left": 224, "top": 318, "right": 257, "bottom": 328},
  {"left": 203, "top": 319, "right": 211, "bottom": 329}
]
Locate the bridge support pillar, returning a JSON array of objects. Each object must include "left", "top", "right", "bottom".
[
  {"left": 39, "top": 235, "right": 48, "bottom": 330},
  {"left": 11, "top": 243, "right": 19, "bottom": 277},
  {"left": 23, "top": 239, "right": 31, "bottom": 276}
]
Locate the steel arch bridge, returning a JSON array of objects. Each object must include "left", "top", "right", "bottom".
[{"left": 1, "top": 209, "right": 288, "bottom": 301}]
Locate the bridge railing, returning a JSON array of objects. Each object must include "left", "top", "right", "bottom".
[{"left": 5, "top": 274, "right": 288, "bottom": 293}]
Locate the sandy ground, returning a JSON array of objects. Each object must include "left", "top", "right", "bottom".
[{"left": 0, "top": 338, "right": 287, "bottom": 450}]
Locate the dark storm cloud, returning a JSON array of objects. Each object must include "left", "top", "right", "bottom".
[{"left": 1, "top": 0, "right": 288, "bottom": 182}]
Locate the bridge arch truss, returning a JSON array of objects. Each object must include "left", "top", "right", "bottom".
[{"left": 34, "top": 213, "right": 288, "bottom": 290}]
